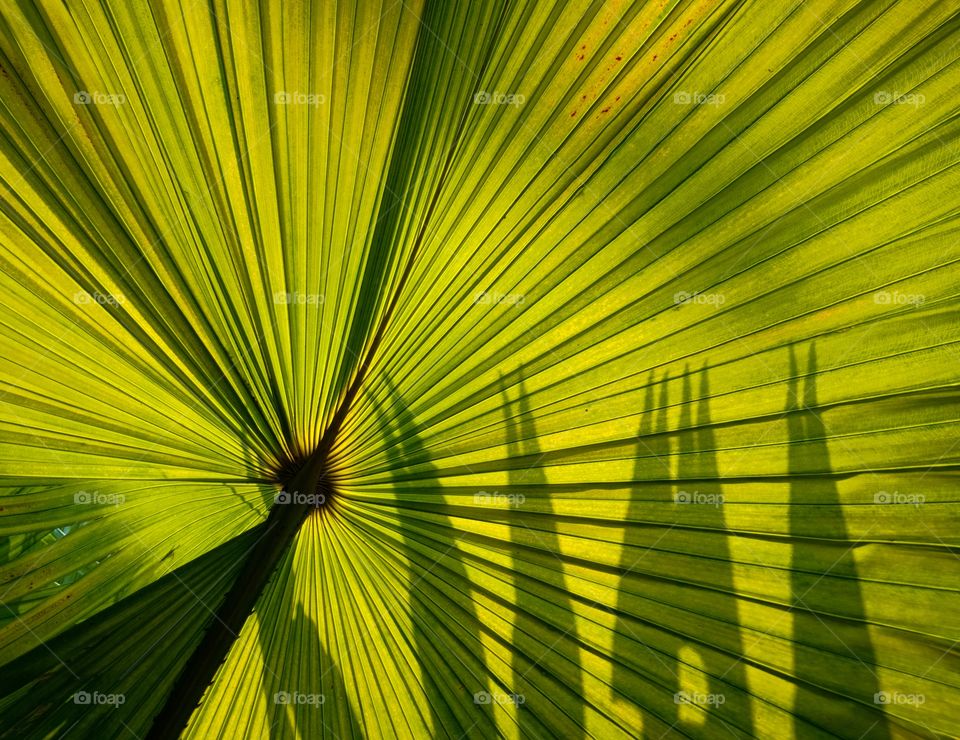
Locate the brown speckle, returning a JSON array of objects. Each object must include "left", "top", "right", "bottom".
[
  {"left": 615, "top": 55, "right": 623, "bottom": 61},
  {"left": 571, "top": 111, "right": 577, "bottom": 117},
  {"left": 602, "top": 107, "right": 611, "bottom": 113}
]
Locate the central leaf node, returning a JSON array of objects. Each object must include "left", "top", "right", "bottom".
[{"left": 276, "top": 455, "right": 331, "bottom": 509}]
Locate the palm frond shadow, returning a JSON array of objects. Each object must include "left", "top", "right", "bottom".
[
  {"left": 372, "top": 379, "right": 496, "bottom": 737},
  {"left": 501, "top": 371, "right": 585, "bottom": 735},
  {"left": 255, "top": 602, "right": 361, "bottom": 740},
  {"left": 606, "top": 350, "right": 891, "bottom": 736},
  {"left": 787, "top": 343, "right": 889, "bottom": 738}
]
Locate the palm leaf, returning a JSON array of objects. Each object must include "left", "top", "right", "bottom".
[{"left": 1, "top": 0, "right": 958, "bottom": 738}]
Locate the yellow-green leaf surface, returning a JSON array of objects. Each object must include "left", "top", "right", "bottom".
[{"left": 1, "top": 0, "right": 958, "bottom": 738}]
